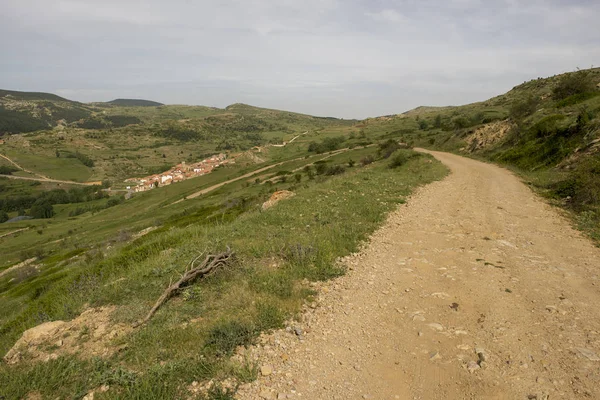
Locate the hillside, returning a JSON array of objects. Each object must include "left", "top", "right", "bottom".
[
  {"left": 0, "top": 101, "right": 446, "bottom": 398},
  {"left": 106, "top": 99, "right": 164, "bottom": 107},
  {"left": 0, "top": 90, "right": 73, "bottom": 103},
  {"left": 360, "top": 67, "right": 600, "bottom": 240},
  {"left": 2, "top": 69, "right": 600, "bottom": 399},
  {"left": 0, "top": 90, "right": 93, "bottom": 134}
]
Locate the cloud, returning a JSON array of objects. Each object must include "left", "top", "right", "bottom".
[
  {"left": 366, "top": 9, "right": 409, "bottom": 23},
  {"left": 0, "top": 0, "right": 599, "bottom": 118}
]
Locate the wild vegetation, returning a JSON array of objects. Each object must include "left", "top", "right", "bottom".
[
  {"left": 0, "top": 141, "right": 445, "bottom": 398},
  {"left": 1, "top": 67, "right": 599, "bottom": 398},
  {"left": 358, "top": 67, "right": 600, "bottom": 241}
]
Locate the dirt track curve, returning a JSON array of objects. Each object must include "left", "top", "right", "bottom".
[{"left": 236, "top": 150, "right": 600, "bottom": 400}]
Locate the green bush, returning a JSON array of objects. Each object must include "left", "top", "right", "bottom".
[
  {"left": 510, "top": 95, "right": 539, "bottom": 119},
  {"left": 388, "top": 150, "right": 421, "bottom": 169},
  {"left": 29, "top": 199, "right": 54, "bottom": 219},
  {"left": 360, "top": 155, "right": 374, "bottom": 166},
  {"left": 307, "top": 136, "right": 345, "bottom": 153},
  {"left": 0, "top": 166, "right": 19, "bottom": 175},
  {"left": 552, "top": 70, "right": 595, "bottom": 101},
  {"left": 378, "top": 139, "right": 401, "bottom": 159},
  {"left": 324, "top": 165, "right": 346, "bottom": 175}
]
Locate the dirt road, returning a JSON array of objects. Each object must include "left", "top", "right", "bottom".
[
  {"left": 237, "top": 150, "right": 600, "bottom": 399},
  {"left": 0, "top": 174, "right": 94, "bottom": 186}
]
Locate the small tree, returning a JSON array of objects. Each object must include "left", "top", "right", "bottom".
[
  {"left": 0, "top": 210, "right": 8, "bottom": 223},
  {"left": 30, "top": 199, "right": 54, "bottom": 219},
  {"left": 315, "top": 163, "right": 328, "bottom": 175}
]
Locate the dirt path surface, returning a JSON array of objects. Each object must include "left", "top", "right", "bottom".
[
  {"left": 0, "top": 174, "right": 94, "bottom": 186},
  {"left": 236, "top": 150, "right": 600, "bottom": 400}
]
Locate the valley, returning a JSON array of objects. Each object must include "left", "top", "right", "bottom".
[{"left": 0, "top": 68, "right": 599, "bottom": 399}]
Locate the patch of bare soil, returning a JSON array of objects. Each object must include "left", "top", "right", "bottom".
[
  {"left": 132, "top": 226, "right": 158, "bottom": 240},
  {"left": 262, "top": 191, "right": 295, "bottom": 210},
  {"left": 236, "top": 150, "right": 600, "bottom": 400},
  {"left": 464, "top": 120, "right": 513, "bottom": 152},
  {"left": 3, "top": 306, "right": 131, "bottom": 365},
  {"left": 0, "top": 257, "right": 38, "bottom": 280}
]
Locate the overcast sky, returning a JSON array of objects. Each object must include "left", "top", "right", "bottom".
[{"left": 1, "top": 0, "right": 599, "bottom": 118}]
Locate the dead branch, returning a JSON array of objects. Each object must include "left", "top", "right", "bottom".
[{"left": 133, "top": 248, "right": 234, "bottom": 327}]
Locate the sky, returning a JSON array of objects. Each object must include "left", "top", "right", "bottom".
[{"left": 1, "top": 0, "right": 599, "bottom": 119}]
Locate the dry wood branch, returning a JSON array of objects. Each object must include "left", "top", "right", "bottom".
[{"left": 133, "top": 248, "right": 234, "bottom": 327}]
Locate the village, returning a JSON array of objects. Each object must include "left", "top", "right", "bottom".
[{"left": 125, "top": 153, "right": 231, "bottom": 192}]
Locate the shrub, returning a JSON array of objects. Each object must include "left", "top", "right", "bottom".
[
  {"left": 29, "top": 199, "right": 54, "bottom": 219},
  {"left": 314, "top": 162, "right": 328, "bottom": 175},
  {"left": 360, "top": 155, "right": 374, "bottom": 166},
  {"left": 307, "top": 136, "right": 345, "bottom": 153},
  {"left": 0, "top": 165, "right": 19, "bottom": 175},
  {"left": 510, "top": 95, "right": 539, "bottom": 119},
  {"left": 388, "top": 150, "right": 420, "bottom": 169},
  {"left": 0, "top": 210, "right": 8, "bottom": 223},
  {"left": 378, "top": 139, "right": 401, "bottom": 159},
  {"left": 303, "top": 165, "right": 315, "bottom": 179},
  {"left": 106, "top": 196, "right": 124, "bottom": 208},
  {"left": 552, "top": 70, "right": 595, "bottom": 101},
  {"left": 78, "top": 118, "right": 107, "bottom": 130},
  {"left": 74, "top": 152, "right": 94, "bottom": 167},
  {"left": 324, "top": 165, "right": 346, "bottom": 176},
  {"left": 452, "top": 116, "right": 470, "bottom": 130}
]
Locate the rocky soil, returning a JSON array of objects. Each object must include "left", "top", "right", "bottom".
[
  {"left": 4, "top": 306, "right": 131, "bottom": 365},
  {"left": 236, "top": 150, "right": 600, "bottom": 400}
]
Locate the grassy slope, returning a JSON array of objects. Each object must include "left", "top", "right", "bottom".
[
  {"left": 1, "top": 100, "right": 354, "bottom": 182},
  {"left": 106, "top": 99, "right": 164, "bottom": 107},
  {"left": 0, "top": 149, "right": 447, "bottom": 399},
  {"left": 360, "top": 67, "right": 600, "bottom": 241}
]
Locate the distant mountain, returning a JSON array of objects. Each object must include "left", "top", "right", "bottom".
[
  {"left": 107, "top": 99, "right": 164, "bottom": 107},
  {"left": 0, "top": 89, "right": 75, "bottom": 103},
  {"left": 0, "top": 89, "right": 92, "bottom": 135}
]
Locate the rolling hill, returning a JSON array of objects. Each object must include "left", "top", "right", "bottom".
[
  {"left": 106, "top": 99, "right": 164, "bottom": 107},
  {"left": 1, "top": 68, "right": 600, "bottom": 399},
  {"left": 362, "top": 67, "right": 600, "bottom": 238},
  {"left": 0, "top": 89, "right": 93, "bottom": 134}
]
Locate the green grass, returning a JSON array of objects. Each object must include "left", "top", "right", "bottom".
[
  {"left": 358, "top": 68, "right": 600, "bottom": 244},
  {"left": 2, "top": 149, "right": 93, "bottom": 182},
  {"left": 0, "top": 149, "right": 447, "bottom": 399}
]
